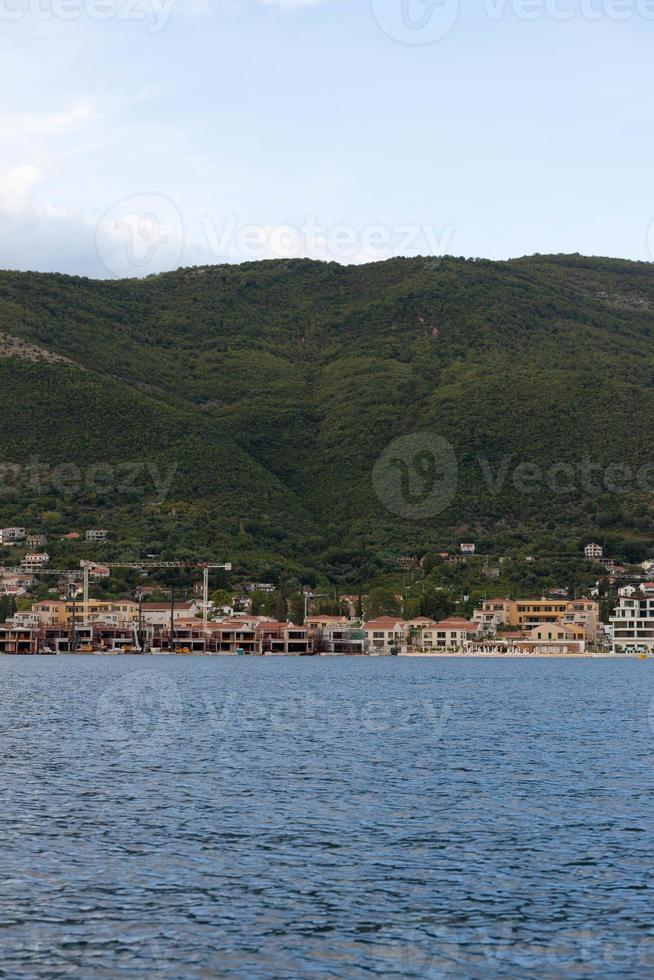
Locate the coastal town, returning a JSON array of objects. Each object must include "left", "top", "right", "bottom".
[{"left": 0, "top": 527, "right": 651, "bottom": 656}]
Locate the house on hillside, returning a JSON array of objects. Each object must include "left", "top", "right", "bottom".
[
  {"left": 86, "top": 529, "right": 108, "bottom": 542},
  {"left": 0, "top": 527, "right": 26, "bottom": 544},
  {"left": 585, "top": 543, "right": 603, "bottom": 560},
  {"left": 21, "top": 553, "right": 49, "bottom": 570},
  {"left": 26, "top": 533, "right": 47, "bottom": 549}
]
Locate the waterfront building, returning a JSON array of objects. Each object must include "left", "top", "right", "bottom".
[
  {"left": 473, "top": 597, "right": 599, "bottom": 639},
  {"left": 610, "top": 595, "right": 654, "bottom": 654},
  {"left": 409, "top": 618, "right": 481, "bottom": 652},
  {"left": 362, "top": 617, "right": 406, "bottom": 653},
  {"left": 306, "top": 617, "right": 366, "bottom": 655},
  {"left": 31, "top": 598, "right": 139, "bottom": 627}
]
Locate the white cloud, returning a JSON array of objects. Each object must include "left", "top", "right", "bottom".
[
  {"left": 0, "top": 165, "right": 43, "bottom": 214},
  {"left": 0, "top": 98, "right": 95, "bottom": 139}
]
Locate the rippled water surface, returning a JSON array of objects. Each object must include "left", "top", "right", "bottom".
[{"left": 2, "top": 656, "right": 654, "bottom": 978}]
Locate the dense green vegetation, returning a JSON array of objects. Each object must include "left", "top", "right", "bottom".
[{"left": 2, "top": 253, "right": 654, "bottom": 589}]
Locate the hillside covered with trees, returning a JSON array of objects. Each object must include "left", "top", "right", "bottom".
[{"left": 2, "top": 252, "right": 654, "bottom": 586}]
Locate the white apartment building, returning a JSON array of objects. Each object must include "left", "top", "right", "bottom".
[
  {"left": 610, "top": 596, "right": 654, "bottom": 654},
  {"left": 585, "top": 543, "right": 603, "bottom": 559}
]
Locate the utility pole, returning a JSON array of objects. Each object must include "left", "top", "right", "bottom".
[
  {"left": 68, "top": 584, "right": 78, "bottom": 653},
  {"left": 135, "top": 586, "right": 144, "bottom": 653},
  {"left": 83, "top": 562, "right": 89, "bottom": 627},
  {"left": 203, "top": 564, "right": 209, "bottom": 636},
  {"left": 169, "top": 587, "right": 175, "bottom": 654}
]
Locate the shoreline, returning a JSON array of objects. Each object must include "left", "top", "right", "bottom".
[{"left": 0, "top": 651, "right": 633, "bottom": 659}]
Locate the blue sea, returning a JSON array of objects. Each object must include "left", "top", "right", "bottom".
[{"left": 2, "top": 656, "right": 653, "bottom": 978}]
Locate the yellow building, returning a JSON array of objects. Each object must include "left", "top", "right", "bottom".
[
  {"left": 474, "top": 597, "right": 599, "bottom": 638},
  {"left": 32, "top": 598, "right": 139, "bottom": 627}
]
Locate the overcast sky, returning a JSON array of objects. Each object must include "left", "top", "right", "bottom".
[{"left": 1, "top": 0, "right": 653, "bottom": 277}]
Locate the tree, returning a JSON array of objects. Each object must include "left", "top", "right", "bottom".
[
  {"left": 420, "top": 590, "right": 453, "bottom": 621},
  {"left": 365, "top": 588, "right": 401, "bottom": 619},
  {"left": 275, "top": 592, "right": 288, "bottom": 622},
  {"left": 250, "top": 590, "right": 266, "bottom": 615},
  {"left": 288, "top": 592, "right": 305, "bottom": 625}
]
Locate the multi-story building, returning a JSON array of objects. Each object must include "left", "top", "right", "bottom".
[
  {"left": 85, "top": 529, "right": 108, "bottom": 542},
  {"left": 473, "top": 597, "right": 599, "bottom": 639},
  {"left": 363, "top": 617, "right": 406, "bottom": 653},
  {"left": 0, "top": 625, "right": 39, "bottom": 654},
  {"left": 460, "top": 543, "right": 476, "bottom": 554},
  {"left": 21, "top": 553, "right": 50, "bottom": 570},
  {"left": 26, "top": 533, "right": 47, "bottom": 549},
  {"left": 610, "top": 596, "right": 654, "bottom": 654},
  {"left": 0, "top": 527, "right": 26, "bottom": 544},
  {"left": 410, "top": 618, "right": 481, "bottom": 652},
  {"left": 31, "top": 598, "right": 139, "bottom": 627},
  {"left": 140, "top": 601, "right": 199, "bottom": 627},
  {"left": 585, "top": 543, "right": 604, "bottom": 560},
  {"left": 306, "top": 615, "right": 349, "bottom": 631},
  {"left": 306, "top": 617, "right": 366, "bottom": 655},
  {"left": 256, "top": 621, "right": 310, "bottom": 655}
]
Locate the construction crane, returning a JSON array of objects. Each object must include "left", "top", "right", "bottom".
[
  {"left": 79, "top": 560, "right": 232, "bottom": 632},
  {"left": 2, "top": 560, "right": 232, "bottom": 644}
]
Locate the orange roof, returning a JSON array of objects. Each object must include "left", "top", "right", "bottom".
[
  {"left": 434, "top": 618, "right": 479, "bottom": 631},
  {"left": 363, "top": 617, "right": 405, "bottom": 629}
]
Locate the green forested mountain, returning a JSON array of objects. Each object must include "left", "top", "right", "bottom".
[{"left": 2, "top": 252, "right": 654, "bottom": 584}]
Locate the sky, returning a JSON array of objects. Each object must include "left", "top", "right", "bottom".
[{"left": 1, "top": 0, "right": 654, "bottom": 277}]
